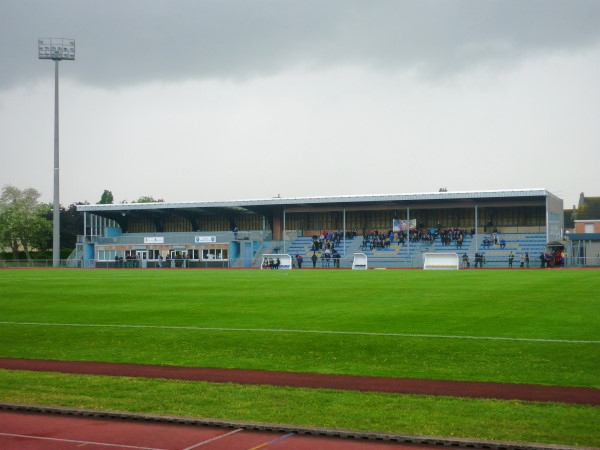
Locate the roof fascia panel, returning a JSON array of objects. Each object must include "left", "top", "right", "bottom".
[{"left": 77, "top": 189, "right": 552, "bottom": 213}]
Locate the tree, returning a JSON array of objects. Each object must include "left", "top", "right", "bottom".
[
  {"left": 45, "top": 202, "right": 88, "bottom": 250},
  {"left": 61, "top": 202, "right": 88, "bottom": 249},
  {"left": 134, "top": 196, "right": 158, "bottom": 203},
  {"left": 99, "top": 190, "right": 114, "bottom": 204},
  {"left": 0, "top": 185, "right": 52, "bottom": 260}
]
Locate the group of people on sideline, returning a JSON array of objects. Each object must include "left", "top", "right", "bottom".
[
  {"left": 114, "top": 254, "right": 139, "bottom": 268},
  {"left": 262, "top": 257, "right": 281, "bottom": 269},
  {"left": 460, "top": 250, "right": 568, "bottom": 269},
  {"left": 301, "top": 249, "right": 341, "bottom": 268}
]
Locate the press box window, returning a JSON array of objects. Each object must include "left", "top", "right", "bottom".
[
  {"left": 202, "top": 248, "right": 228, "bottom": 260},
  {"left": 97, "top": 250, "right": 117, "bottom": 261}
]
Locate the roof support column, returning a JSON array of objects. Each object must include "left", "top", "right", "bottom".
[
  {"left": 545, "top": 195, "right": 549, "bottom": 243},
  {"left": 283, "top": 207, "right": 286, "bottom": 253},
  {"left": 407, "top": 207, "right": 410, "bottom": 258},
  {"left": 474, "top": 203, "right": 478, "bottom": 249},
  {"left": 343, "top": 207, "right": 346, "bottom": 257}
]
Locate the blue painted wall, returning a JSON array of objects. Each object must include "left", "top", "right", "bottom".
[{"left": 105, "top": 227, "right": 122, "bottom": 237}]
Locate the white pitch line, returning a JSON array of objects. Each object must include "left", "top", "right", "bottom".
[
  {"left": 1, "top": 321, "right": 598, "bottom": 344},
  {"left": 0, "top": 432, "right": 166, "bottom": 449},
  {"left": 181, "top": 428, "right": 243, "bottom": 449}
]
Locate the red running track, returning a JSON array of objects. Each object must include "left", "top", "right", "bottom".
[
  {"left": 1, "top": 358, "right": 598, "bottom": 405},
  {"left": 0, "top": 410, "right": 442, "bottom": 450}
]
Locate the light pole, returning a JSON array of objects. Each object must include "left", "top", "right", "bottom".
[{"left": 39, "top": 38, "right": 75, "bottom": 267}]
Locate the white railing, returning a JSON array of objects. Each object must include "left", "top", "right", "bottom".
[
  {"left": 566, "top": 256, "right": 600, "bottom": 267},
  {"left": 0, "top": 259, "right": 83, "bottom": 268}
]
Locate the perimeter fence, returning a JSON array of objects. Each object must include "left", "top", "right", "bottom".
[
  {"left": 1, "top": 256, "right": 598, "bottom": 269},
  {"left": 0, "top": 259, "right": 230, "bottom": 269}
]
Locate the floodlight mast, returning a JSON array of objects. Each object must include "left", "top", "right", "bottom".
[{"left": 38, "top": 38, "right": 75, "bottom": 268}]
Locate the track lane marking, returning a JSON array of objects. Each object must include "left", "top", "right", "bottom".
[
  {"left": 0, "top": 431, "right": 165, "bottom": 449},
  {"left": 0, "top": 321, "right": 598, "bottom": 344},
  {"left": 180, "top": 428, "right": 243, "bottom": 449},
  {"left": 248, "top": 432, "right": 295, "bottom": 449}
]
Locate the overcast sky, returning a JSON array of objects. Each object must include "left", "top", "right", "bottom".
[{"left": 1, "top": 0, "right": 599, "bottom": 209}]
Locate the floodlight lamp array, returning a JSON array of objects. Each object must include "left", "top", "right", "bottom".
[{"left": 38, "top": 38, "right": 75, "bottom": 60}]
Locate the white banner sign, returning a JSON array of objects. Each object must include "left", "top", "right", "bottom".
[
  {"left": 392, "top": 219, "right": 417, "bottom": 232},
  {"left": 195, "top": 236, "right": 217, "bottom": 243},
  {"left": 144, "top": 237, "right": 164, "bottom": 244}
]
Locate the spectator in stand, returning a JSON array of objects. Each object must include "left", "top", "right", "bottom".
[{"left": 499, "top": 238, "right": 506, "bottom": 249}]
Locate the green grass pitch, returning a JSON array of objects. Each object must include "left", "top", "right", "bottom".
[{"left": 0, "top": 268, "right": 599, "bottom": 446}]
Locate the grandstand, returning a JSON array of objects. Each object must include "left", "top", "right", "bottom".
[
  {"left": 474, "top": 233, "right": 548, "bottom": 267},
  {"left": 75, "top": 189, "right": 563, "bottom": 269},
  {"left": 278, "top": 232, "right": 548, "bottom": 269}
]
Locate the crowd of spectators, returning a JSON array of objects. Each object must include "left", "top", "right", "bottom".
[
  {"left": 305, "top": 225, "right": 562, "bottom": 271},
  {"left": 305, "top": 230, "right": 356, "bottom": 268},
  {"left": 361, "top": 230, "right": 397, "bottom": 250},
  {"left": 311, "top": 230, "right": 357, "bottom": 252},
  {"left": 359, "top": 226, "right": 473, "bottom": 250}
]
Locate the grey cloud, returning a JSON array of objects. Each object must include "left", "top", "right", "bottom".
[{"left": 2, "top": 0, "right": 600, "bottom": 90}]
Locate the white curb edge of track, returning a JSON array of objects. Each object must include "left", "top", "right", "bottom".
[{"left": 0, "top": 403, "right": 589, "bottom": 450}]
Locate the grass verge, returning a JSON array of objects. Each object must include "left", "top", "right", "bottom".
[{"left": 0, "top": 369, "right": 598, "bottom": 448}]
